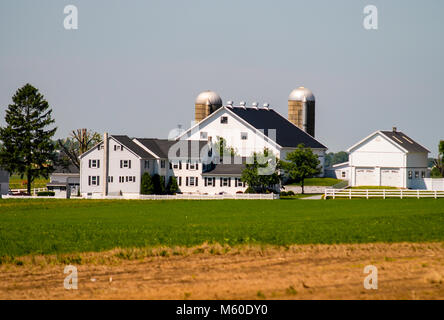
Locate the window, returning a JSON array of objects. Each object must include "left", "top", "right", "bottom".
[
  {"left": 89, "top": 159, "right": 100, "bottom": 168},
  {"left": 241, "top": 132, "right": 248, "bottom": 140},
  {"left": 421, "top": 171, "right": 425, "bottom": 178},
  {"left": 88, "top": 176, "right": 100, "bottom": 186},
  {"left": 161, "top": 160, "right": 166, "bottom": 168},
  {"left": 235, "top": 178, "right": 244, "bottom": 187},
  {"left": 119, "top": 176, "right": 124, "bottom": 183},
  {"left": 189, "top": 161, "right": 195, "bottom": 170},
  {"left": 120, "top": 160, "right": 131, "bottom": 168},
  {"left": 341, "top": 171, "right": 346, "bottom": 178},
  {"left": 415, "top": 171, "right": 419, "bottom": 179},
  {"left": 200, "top": 132, "right": 208, "bottom": 140},
  {"left": 408, "top": 171, "right": 412, "bottom": 180},
  {"left": 144, "top": 160, "right": 150, "bottom": 169},
  {"left": 173, "top": 162, "right": 179, "bottom": 169},
  {"left": 221, "top": 177, "right": 230, "bottom": 187},
  {"left": 205, "top": 177, "right": 213, "bottom": 186},
  {"left": 189, "top": 177, "right": 195, "bottom": 186},
  {"left": 108, "top": 176, "right": 113, "bottom": 183},
  {"left": 220, "top": 116, "right": 228, "bottom": 124}
]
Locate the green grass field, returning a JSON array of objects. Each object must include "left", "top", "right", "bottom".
[
  {"left": 287, "top": 177, "right": 343, "bottom": 186},
  {"left": 9, "top": 174, "right": 49, "bottom": 190},
  {"left": 1, "top": 198, "right": 443, "bottom": 258}
]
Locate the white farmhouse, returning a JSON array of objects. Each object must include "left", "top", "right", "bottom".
[
  {"left": 347, "top": 128, "right": 430, "bottom": 188},
  {"left": 79, "top": 88, "right": 328, "bottom": 196}
]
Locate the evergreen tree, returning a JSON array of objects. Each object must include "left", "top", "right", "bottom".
[
  {"left": 166, "top": 176, "right": 179, "bottom": 194},
  {"left": 140, "top": 172, "right": 154, "bottom": 194},
  {"left": 152, "top": 174, "right": 166, "bottom": 194},
  {"left": 0, "top": 84, "right": 57, "bottom": 194}
]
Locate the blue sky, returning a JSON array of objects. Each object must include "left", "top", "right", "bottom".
[{"left": 0, "top": 0, "right": 443, "bottom": 156}]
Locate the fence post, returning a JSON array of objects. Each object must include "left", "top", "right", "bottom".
[
  {"left": 417, "top": 190, "right": 420, "bottom": 199},
  {"left": 366, "top": 189, "right": 369, "bottom": 199},
  {"left": 349, "top": 189, "right": 351, "bottom": 199},
  {"left": 383, "top": 189, "right": 385, "bottom": 199},
  {"left": 333, "top": 190, "right": 335, "bottom": 200},
  {"left": 400, "top": 189, "right": 403, "bottom": 199},
  {"left": 435, "top": 190, "right": 437, "bottom": 199}
]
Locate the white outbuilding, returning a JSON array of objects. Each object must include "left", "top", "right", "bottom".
[{"left": 347, "top": 128, "right": 430, "bottom": 188}]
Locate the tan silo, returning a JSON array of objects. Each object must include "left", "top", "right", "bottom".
[
  {"left": 288, "top": 87, "right": 316, "bottom": 137},
  {"left": 195, "top": 90, "right": 223, "bottom": 122}
]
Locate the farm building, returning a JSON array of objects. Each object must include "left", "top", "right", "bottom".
[
  {"left": 46, "top": 164, "right": 80, "bottom": 198},
  {"left": 347, "top": 128, "right": 430, "bottom": 188},
  {"left": 325, "top": 162, "right": 350, "bottom": 180},
  {"left": 79, "top": 88, "right": 327, "bottom": 196}
]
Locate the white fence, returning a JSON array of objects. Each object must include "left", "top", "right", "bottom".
[
  {"left": 424, "top": 178, "right": 444, "bottom": 191},
  {"left": 325, "top": 189, "right": 444, "bottom": 199},
  {"left": 9, "top": 187, "right": 47, "bottom": 195},
  {"left": 100, "top": 193, "right": 279, "bottom": 200}
]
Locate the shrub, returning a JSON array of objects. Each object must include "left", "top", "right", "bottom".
[
  {"left": 287, "top": 190, "right": 295, "bottom": 196},
  {"left": 166, "top": 176, "right": 179, "bottom": 195},
  {"left": 37, "top": 191, "right": 55, "bottom": 197},
  {"left": 244, "top": 187, "right": 256, "bottom": 194},
  {"left": 152, "top": 174, "right": 166, "bottom": 195},
  {"left": 140, "top": 172, "right": 154, "bottom": 195}
]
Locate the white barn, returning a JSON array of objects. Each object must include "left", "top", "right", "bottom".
[{"left": 347, "top": 128, "right": 429, "bottom": 188}]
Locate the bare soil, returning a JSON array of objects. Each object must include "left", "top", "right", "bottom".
[{"left": 1, "top": 243, "right": 443, "bottom": 300}]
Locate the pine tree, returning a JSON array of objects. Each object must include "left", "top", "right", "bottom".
[
  {"left": 141, "top": 172, "right": 154, "bottom": 194},
  {"left": 0, "top": 84, "right": 57, "bottom": 194},
  {"left": 166, "top": 176, "right": 179, "bottom": 194}
]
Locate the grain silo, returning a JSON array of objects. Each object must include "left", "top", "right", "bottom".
[
  {"left": 288, "top": 87, "right": 316, "bottom": 137},
  {"left": 195, "top": 90, "right": 223, "bottom": 122}
]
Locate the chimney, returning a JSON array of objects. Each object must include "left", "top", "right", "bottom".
[
  {"left": 392, "top": 127, "right": 397, "bottom": 132},
  {"left": 103, "top": 132, "right": 109, "bottom": 197}
]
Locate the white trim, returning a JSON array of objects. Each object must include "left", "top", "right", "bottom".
[{"left": 347, "top": 131, "right": 409, "bottom": 154}]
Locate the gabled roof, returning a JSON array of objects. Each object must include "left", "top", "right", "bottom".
[
  {"left": 135, "top": 138, "right": 209, "bottom": 159},
  {"left": 347, "top": 130, "right": 429, "bottom": 154},
  {"left": 112, "top": 135, "right": 156, "bottom": 159},
  {"left": 380, "top": 131, "right": 430, "bottom": 153},
  {"left": 227, "top": 106, "right": 327, "bottom": 149}
]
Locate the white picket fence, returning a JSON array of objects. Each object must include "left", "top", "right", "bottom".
[
  {"left": 9, "top": 187, "right": 47, "bottom": 195},
  {"left": 87, "top": 193, "right": 279, "bottom": 200},
  {"left": 325, "top": 189, "right": 444, "bottom": 199}
]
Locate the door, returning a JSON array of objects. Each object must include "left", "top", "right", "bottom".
[
  {"left": 380, "top": 168, "right": 401, "bottom": 187},
  {"left": 355, "top": 167, "right": 378, "bottom": 186}
]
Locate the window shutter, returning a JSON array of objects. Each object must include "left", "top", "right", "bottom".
[
  {"left": 213, "top": 177, "right": 216, "bottom": 187},
  {"left": 186, "top": 163, "right": 189, "bottom": 170},
  {"left": 129, "top": 160, "right": 131, "bottom": 169},
  {"left": 97, "top": 176, "right": 100, "bottom": 186},
  {"left": 133, "top": 176, "right": 136, "bottom": 182},
  {"left": 120, "top": 160, "right": 122, "bottom": 168},
  {"left": 220, "top": 178, "right": 222, "bottom": 187},
  {"left": 89, "top": 160, "right": 91, "bottom": 168},
  {"left": 114, "top": 145, "right": 117, "bottom": 151},
  {"left": 88, "top": 176, "right": 91, "bottom": 186},
  {"left": 179, "top": 161, "right": 182, "bottom": 170},
  {"left": 204, "top": 177, "right": 207, "bottom": 186},
  {"left": 97, "top": 160, "right": 100, "bottom": 168},
  {"left": 196, "top": 177, "right": 198, "bottom": 186},
  {"left": 228, "top": 178, "right": 231, "bottom": 187},
  {"left": 186, "top": 177, "right": 189, "bottom": 186},
  {"left": 179, "top": 177, "right": 182, "bottom": 186},
  {"left": 196, "top": 163, "right": 198, "bottom": 170},
  {"left": 235, "top": 179, "right": 238, "bottom": 187}
]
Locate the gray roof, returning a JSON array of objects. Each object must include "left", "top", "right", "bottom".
[
  {"left": 380, "top": 131, "right": 429, "bottom": 153},
  {"left": 136, "top": 139, "right": 209, "bottom": 159},
  {"left": 53, "top": 164, "right": 79, "bottom": 174},
  {"left": 202, "top": 163, "right": 245, "bottom": 176},
  {"left": 227, "top": 106, "right": 326, "bottom": 149},
  {"left": 112, "top": 135, "right": 156, "bottom": 159}
]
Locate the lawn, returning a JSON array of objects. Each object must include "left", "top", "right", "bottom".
[
  {"left": 287, "top": 177, "right": 343, "bottom": 186},
  {"left": 9, "top": 174, "right": 49, "bottom": 190},
  {"left": 0, "top": 198, "right": 443, "bottom": 258}
]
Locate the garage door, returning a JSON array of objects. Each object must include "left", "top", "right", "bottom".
[
  {"left": 355, "top": 167, "right": 378, "bottom": 186},
  {"left": 380, "top": 168, "right": 401, "bottom": 187}
]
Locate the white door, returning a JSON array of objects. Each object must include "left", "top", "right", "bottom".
[
  {"left": 380, "top": 168, "right": 401, "bottom": 187},
  {"left": 355, "top": 167, "right": 378, "bottom": 186}
]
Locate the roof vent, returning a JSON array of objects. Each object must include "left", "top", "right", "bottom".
[
  {"left": 263, "top": 103, "right": 269, "bottom": 108},
  {"left": 226, "top": 101, "right": 233, "bottom": 106},
  {"left": 252, "top": 102, "right": 259, "bottom": 109},
  {"left": 239, "top": 101, "right": 246, "bottom": 107}
]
